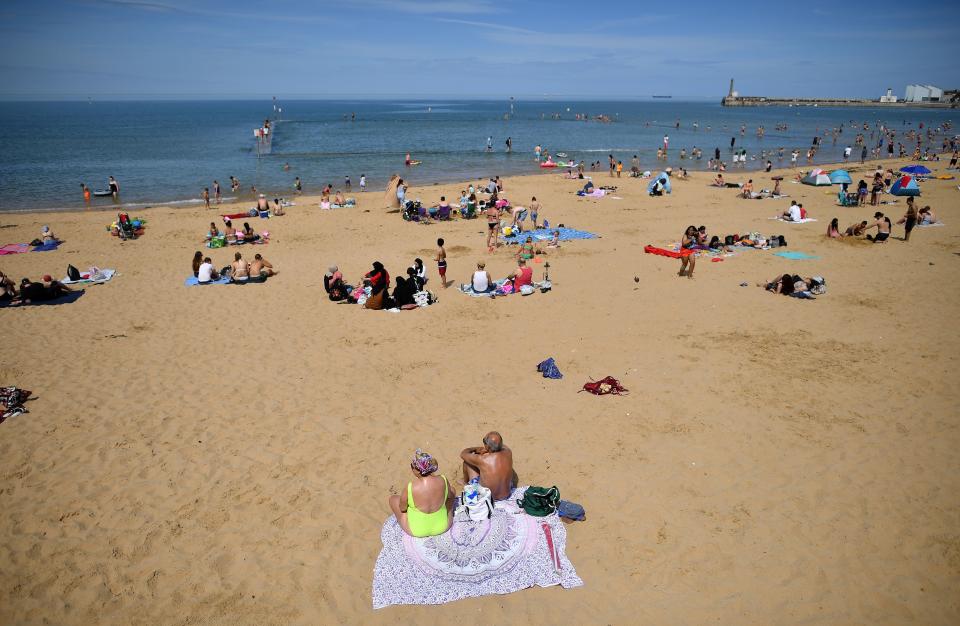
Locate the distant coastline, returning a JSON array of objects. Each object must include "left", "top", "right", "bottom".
[{"left": 722, "top": 95, "right": 956, "bottom": 109}]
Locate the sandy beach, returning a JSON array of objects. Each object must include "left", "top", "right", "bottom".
[{"left": 1, "top": 156, "right": 958, "bottom": 624}]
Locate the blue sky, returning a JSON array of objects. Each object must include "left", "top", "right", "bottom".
[{"left": 1, "top": 0, "right": 958, "bottom": 100}]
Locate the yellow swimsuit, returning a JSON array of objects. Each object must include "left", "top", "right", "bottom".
[{"left": 407, "top": 475, "right": 449, "bottom": 538}]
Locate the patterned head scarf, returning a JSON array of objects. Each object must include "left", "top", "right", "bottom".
[{"left": 410, "top": 449, "right": 438, "bottom": 476}]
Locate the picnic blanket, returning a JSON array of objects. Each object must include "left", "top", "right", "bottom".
[
  {"left": 372, "top": 487, "right": 582, "bottom": 608},
  {"left": 644, "top": 244, "right": 694, "bottom": 258},
  {"left": 459, "top": 280, "right": 549, "bottom": 297},
  {"left": 184, "top": 275, "right": 230, "bottom": 286},
  {"left": 0, "top": 290, "right": 85, "bottom": 308},
  {"left": 62, "top": 269, "right": 116, "bottom": 285},
  {"left": 0, "top": 244, "right": 30, "bottom": 255},
  {"left": 502, "top": 227, "right": 598, "bottom": 244},
  {"left": 770, "top": 217, "right": 817, "bottom": 224},
  {"left": 774, "top": 251, "right": 818, "bottom": 260}
]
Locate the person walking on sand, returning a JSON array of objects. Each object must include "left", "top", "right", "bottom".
[
  {"left": 202, "top": 187, "right": 210, "bottom": 209},
  {"left": 213, "top": 180, "right": 221, "bottom": 204},
  {"left": 435, "top": 238, "right": 448, "bottom": 288},
  {"left": 679, "top": 225, "right": 697, "bottom": 279}
]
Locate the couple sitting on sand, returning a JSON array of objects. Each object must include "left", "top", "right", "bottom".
[{"left": 388, "top": 431, "right": 517, "bottom": 538}]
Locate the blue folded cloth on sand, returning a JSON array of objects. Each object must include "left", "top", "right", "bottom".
[
  {"left": 184, "top": 275, "right": 231, "bottom": 286},
  {"left": 32, "top": 241, "right": 61, "bottom": 252},
  {"left": 774, "top": 251, "right": 818, "bottom": 260},
  {"left": 557, "top": 500, "right": 585, "bottom": 521},
  {"left": 789, "top": 291, "right": 816, "bottom": 299},
  {"left": 537, "top": 357, "right": 563, "bottom": 379}
]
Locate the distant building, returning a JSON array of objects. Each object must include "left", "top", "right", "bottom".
[
  {"left": 905, "top": 84, "right": 943, "bottom": 102},
  {"left": 879, "top": 88, "right": 898, "bottom": 103}
]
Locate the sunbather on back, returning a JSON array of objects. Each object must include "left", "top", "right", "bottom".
[
  {"left": 232, "top": 252, "right": 249, "bottom": 281},
  {"left": 460, "top": 431, "right": 516, "bottom": 501}
]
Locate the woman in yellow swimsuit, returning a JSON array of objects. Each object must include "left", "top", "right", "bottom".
[{"left": 388, "top": 449, "right": 454, "bottom": 537}]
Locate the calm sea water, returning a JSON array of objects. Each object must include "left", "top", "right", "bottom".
[{"left": 0, "top": 99, "right": 954, "bottom": 212}]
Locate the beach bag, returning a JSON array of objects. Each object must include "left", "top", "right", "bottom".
[
  {"left": 517, "top": 486, "right": 560, "bottom": 517},
  {"left": 769, "top": 236, "right": 780, "bottom": 248},
  {"left": 778, "top": 235, "right": 787, "bottom": 247},
  {"left": 67, "top": 264, "right": 81, "bottom": 281},
  {"left": 580, "top": 376, "right": 629, "bottom": 395},
  {"left": 809, "top": 276, "right": 827, "bottom": 295},
  {"left": 413, "top": 291, "right": 432, "bottom": 307},
  {"left": 459, "top": 483, "right": 494, "bottom": 521}
]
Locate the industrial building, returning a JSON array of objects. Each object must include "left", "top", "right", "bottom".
[{"left": 905, "top": 84, "right": 943, "bottom": 102}]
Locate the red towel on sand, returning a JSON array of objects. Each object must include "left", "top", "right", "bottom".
[{"left": 643, "top": 245, "right": 693, "bottom": 258}]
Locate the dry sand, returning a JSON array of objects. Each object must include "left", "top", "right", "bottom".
[{"left": 1, "top": 156, "right": 958, "bottom": 625}]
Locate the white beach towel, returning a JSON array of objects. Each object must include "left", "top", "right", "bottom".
[
  {"left": 770, "top": 217, "right": 818, "bottom": 224},
  {"left": 62, "top": 269, "right": 116, "bottom": 284}
]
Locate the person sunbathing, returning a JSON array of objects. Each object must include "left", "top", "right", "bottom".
[
  {"left": 760, "top": 273, "right": 800, "bottom": 295},
  {"left": 740, "top": 179, "right": 754, "bottom": 199},
  {"left": 916, "top": 206, "right": 935, "bottom": 225},
  {"left": 507, "top": 258, "right": 533, "bottom": 291},
  {"left": 517, "top": 236, "right": 535, "bottom": 261},
  {"left": 470, "top": 261, "right": 493, "bottom": 293},
  {"left": 250, "top": 253, "right": 275, "bottom": 277},
  {"left": 241, "top": 222, "right": 259, "bottom": 243},
  {"left": 19, "top": 275, "right": 72, "bottom": 303},
  {"left": 231, "top": 252, "right": 250, "bottom": 281},
  {"left": 197, "top": 257, "right": 218, "bottom": 283},
  {"left": 460, "top": 432, "right": 516, "bottom": 501},
  {"left": 272, "top": 198, "right": 285, "bottom": 216},
  {"left": 844, "top": 220, "right": 868, "bottom": 237},
  {"left": 388, "top": 449, "right": 454, "bottom": 538},
  {"left": 41, "top": 226, "right": 59, "bottom": 244}
]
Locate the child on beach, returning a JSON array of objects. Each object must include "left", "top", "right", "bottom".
[
  {"left": 435, "top": 238, "right": 447, "bottom": 288},
  {"left": 359, "top": 174, "right": 366, "bottom": 192},
  {"left": 345, "top": 176, "right": 351, "bottom": 191},
  {"left": 202, "top": 187, "right": 210, "bottom": 209}
]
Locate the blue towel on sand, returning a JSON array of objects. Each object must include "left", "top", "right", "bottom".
[
  {"left": 0, "top": 289, "right": 84, "bottom": 308},
  {"left": 537, "top": 357, "right": 563, "bottom": 379},
  {"left": 184, "top": 275, "right": 231, "bottom": 286},
  {"left": 774, "top": 251, "right": 818, "bottom": 260},
  {"left": 32, "top": 241, "right": 61, "bottom": 252},
  {"left": 503, "top": 227, "right": 598, "bottom": 244}
]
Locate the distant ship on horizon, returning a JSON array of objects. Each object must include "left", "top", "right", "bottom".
[{"left": 652, "top": 95, "right": 672, "bottom": 99}]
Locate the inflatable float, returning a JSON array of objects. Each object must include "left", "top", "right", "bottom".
[
  {"left": 93, "top": 190, "right": 113, "bottom": 197},
  {"left": 540, "top": 161, "right": 558, "bottom": 168}
]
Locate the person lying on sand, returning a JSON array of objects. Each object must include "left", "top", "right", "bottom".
[
  {"left": 759, "top": 273, "right": 803, "bottom": 295},
  {"left": 388, "top": 449, "right": 454, "bottom": 538},
  {"left": 250, "top": 253, "right": 275, "bottom": 277},
  {"left": 460, "top": 432, "right": 516, "bottom": 501},
  {"left": 18, "top": 275, "right": 73, "bottom": 303},
  {"left": 844, "top": 221, "right": 868, "bottom": 237}
]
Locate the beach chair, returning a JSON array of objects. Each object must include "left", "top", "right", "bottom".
[
  {"left": 437, "top": 205, "right": 451, "bottom": 220},
  {"left": 117, "top": 213, "right": 137, "bottom": 240},
  {"left": 461, "top": 201, "right": 477, "bottom": 218},
  {"left": 837, "top": 191, "right": 858, "bottom": 207}
]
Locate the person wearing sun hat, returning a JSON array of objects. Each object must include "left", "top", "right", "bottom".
[{"left": 387, "top": 449, "right": 454, "bottom": 538}]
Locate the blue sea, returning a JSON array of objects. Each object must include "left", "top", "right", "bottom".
[{"left": 0, "top": 99, "right": 954, "bottom": 212}]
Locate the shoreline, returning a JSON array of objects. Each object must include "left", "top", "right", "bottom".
[{"left": 1, "top": 152, "right": 942, "bottom": 218}]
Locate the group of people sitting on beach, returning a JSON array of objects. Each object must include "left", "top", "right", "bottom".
[
  {"left": 204, "top": 219, "right": 268, "bottom": 247},
  {"left": 826, "top": 197, "right": 939, "bottom": 244},
  {"left": 0, "top": 271, "right": 74, "bottom": 304},
  {"left": 323, "top": 259, "right": 432, "bottom": 309},
  {"left": 191, "top": 250, "right": 276, "bottom": 283},
  {"left": 388, "top": 431, "right": 516, "bottom": 538}
]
